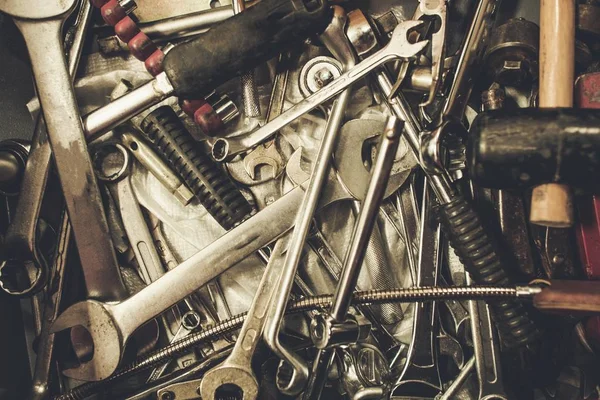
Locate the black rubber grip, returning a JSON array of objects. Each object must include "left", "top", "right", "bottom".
[
  {"left": 163, "top": 0, "right": 331, "bottom": 98},
  {"left": 436, "top": 193, "right": 541, "bottom": 348},
  {"left": 468, "top": 108, "right": 600, "bottom": 192},
  {"left": 140, "top": 106, "right": 252, "bottom": 230}
]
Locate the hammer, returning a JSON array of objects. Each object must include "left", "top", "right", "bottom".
[{"left": 530, "top": 0, "right": 576, "bottom": 227}]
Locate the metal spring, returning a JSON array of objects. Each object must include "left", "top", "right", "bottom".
[
  {"left": 437, "top": 194, "right": 541, "bottom": 348},
  {"left": 54, "top": 285, "right": 527, "bottom": 400}
]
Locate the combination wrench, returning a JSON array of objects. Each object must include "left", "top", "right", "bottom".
[
  {"left": 467, "top": 274, "right": 509, "bottom": 400},
  {"left": 261, "top": 9, "right": 366, "bottom": 395},
  {"left": 302, "top": 117, "right": 402, "bottom": 399},
  {"left": 49, "top": 138, "right": 404, "bottom": 382},
  {"left": 199, "top": 234, "right": 290, "bottom": 400},
  {"left": 211, "top": 20, "right": 429, "bottom": 161},
  {"left": 262, "top": 15, "right": 425, "bottom": 396},
  {"left": 0, "top": 0, "right": 128, "bottom": 301},
  {"left": 0, "top": 0, "right": 94, "bottom": 297},
  {"left": 393, "top": 182, "right": 443, "bottom": 398}
]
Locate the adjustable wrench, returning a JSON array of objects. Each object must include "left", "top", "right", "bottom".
[
  {"left": 199, "top": 234, "right": 290, "bottom": 400},
  {"left": 0, "top": 0, "right": 127, "bottom": 301},
  {"left": 211, "top": 20, "right": 428, "bottom": 161}
]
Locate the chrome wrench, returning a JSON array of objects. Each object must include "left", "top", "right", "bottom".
[
  {"left": 0, "top": 0, "right": 127, "bottom": 301},
  {"left": 199, "top": 234, "right": 290, "bottom": 400},
  {"left": 1, "top": 0, "right": 93, "bottom": 297},
  {"left": 211, "top": 20, "right": 428, "bottom": 161},
  {"left": 93, "top": 143, "right": 166, "bottom": 284},
  {"left": 467, "top": 275, "right": 509, "bottom": 400},
  {"left": 50, "top": 144, "right": 362, "bottom": 382},
  {"left": 393, "top": 182, "right": 443, "bottom": 398}
]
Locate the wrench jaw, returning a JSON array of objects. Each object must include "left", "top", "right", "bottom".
[
  {"left": 50, "top": 300, "right": 124, "bottom": 381},
  {"left": 389, "top": 20, "right": 429, "bottom": 60},
  {"left": 200, "top": 366, "right": 259, "bottom": 400},
  {"left": 0, "top": 0, "right": 77, "bottom": 20},
  {"left": 276, "top": 359, "right": 310, "bottom": 396}
]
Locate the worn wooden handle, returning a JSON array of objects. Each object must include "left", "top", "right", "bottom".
[
  {"left": 530, "top": 0, "right": 576, "bottom": 227},
  {"left": 534, "top": 280, "right": 600, "bottom": 316}
]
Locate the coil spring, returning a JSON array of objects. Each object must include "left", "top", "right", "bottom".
[
  {"left": 436, "top": 194, "right": 541, "bottom": 348},
  {"left": 54, "top": 285, "right": 527, "bottom": 400},
  {"left": 140, "top": 106, "right": 252, "bottom": 230}
]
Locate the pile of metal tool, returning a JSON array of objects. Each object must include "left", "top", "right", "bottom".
[{"left": 2, "top": 0, "right": 600, "bottom": 398}]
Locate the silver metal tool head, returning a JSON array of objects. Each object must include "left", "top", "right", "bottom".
[
  {"left": 389, "top": 20, "right": 429, "bottom": 60},
  {"left": 334, "top": 119, "right": 415, "bottom": 200},
  {"left": 0, "top": 0, "right": 77, "bottom": 19},
  {"left": 50, "top": 300, "right": 123, "bottom": 381},
  {"left": 200, "top": 366, "right": 259, "bottom": 400}
]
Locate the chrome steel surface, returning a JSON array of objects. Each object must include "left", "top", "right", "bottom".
[
  {"left": 1, "top": 0, "right": 93, "bottom": 296},
  {"left": 50, "top": 135, "right": 382, "bottom": 382},
  {"left": 302, "top": 116, "right": 402, "bottom": 400},
  {"left": 120, "top": 130, "right": 194, "bottom": 205},
  {"left": 467, "top": 275, "right": 508, "bottom": 400},
  {"left": 1, "top": 0, "right": 128, "bottom": 301},
  {"left": 199, "top": 235, "right": 289, "bottom": 400},
  {"left": 262, "top": 10, "right": 360, "bottom": 394},
  {"left": 94, "top": 143, "right": 166, "bottom": 284},
  {"left": 393, "top": 182, "right": 443, "bottom": 397},
  {"left": 84, "top": 73, "right": 175, "bottom": 142},
  {"left": 211, "top": 20, "right": 428, "bottom": 161}
]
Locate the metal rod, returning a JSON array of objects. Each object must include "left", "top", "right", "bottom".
[
  {"left": 262, "top": 88, "right": 353, "bottom": 395},
  {"left": 331, "top": 116, "right": 402, "bottom": 320},
  {"left": 303, "top": 116, "right": 402, "bottom": 400}
]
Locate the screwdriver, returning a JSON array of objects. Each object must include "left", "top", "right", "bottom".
[{"left": 83, "top": 0, "right": 332, "bottom": 142}]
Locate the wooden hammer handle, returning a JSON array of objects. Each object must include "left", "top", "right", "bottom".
[{"left": 530, "top": 0, "right": 576, "bottom": 228}]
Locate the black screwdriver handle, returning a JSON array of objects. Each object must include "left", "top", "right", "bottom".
[{"left": 163, "top": 0, "right": 331, "bottom": 98}]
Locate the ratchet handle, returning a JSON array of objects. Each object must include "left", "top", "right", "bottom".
[
  {"left": 163, "top": 0, "right": 331, "bottom": 98},
  {"left": 436, "top": 193, "right": 541, "bottom": 348}
]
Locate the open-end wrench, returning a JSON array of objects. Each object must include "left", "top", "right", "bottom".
[
  {"left": 50, "top": 141, "right": 373, "bottom": 382},
  {"left": 1, "top": 0, "right": 93, "bottom": 297},
  {"left": 467, "top": 275, "right": 509, "bottom": 400},
  {"left": 50, "top": 125, "right": 415, "bottom": 383},
  {"left": 93, "top": 143, "right": 166, "bottom": 284},
  {"left": 29, "top": 210, "right": 70, "bottom": 400},
  {"left": 211, "top": 20, "right": 428, "bottom": 161},
  {"left": 199, "top": 234, "right": 290, "bottom": 400},
  {"left": 393, "top": 182, "right": 443, "bottom": 398},
  {"left": 302, "top": 117, "right": 402, "bottom": 399},
  {"left": 0, "top": 0, "right": 128, "bottom": 301},
  {"left": 262, "top": 9, "right": 360, "bottom": 395},
  {"left": 82, "top": 0, "right": 331, "bottom": 142}
]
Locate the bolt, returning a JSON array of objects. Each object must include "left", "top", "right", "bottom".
[
  {"left": 314, "top": 67, "right": 335, "bottom": 88},
  {"left": 160, "top": 391, "right": 175, "bottom": 400},
  {"left": 552, "top": 254, "right": 565, "bottom": 265}
]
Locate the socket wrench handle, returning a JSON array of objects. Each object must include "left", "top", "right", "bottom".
[{"left": 163, "top": 0, "right": 331, "bottom": 98}]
